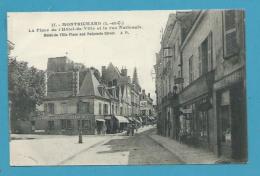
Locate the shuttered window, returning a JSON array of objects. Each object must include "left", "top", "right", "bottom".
[
  {"left": 189, "top": 56, "right": 194, "bottom": 83},
  {"left": 224, "top": 10, "right": 238, "bottom": 58},
  {"left": 198, "top": 46, "right": 202, "bottom": 76},
  {"left": 198, "top": 31, "right": 213, "bottom": 76},
  {"left": 207, "top": 32, "right": 213, "bottom": 71}
]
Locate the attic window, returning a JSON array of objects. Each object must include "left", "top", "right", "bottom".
[{"left": 98, "top": 85, "right": 104, "bottom": 96}]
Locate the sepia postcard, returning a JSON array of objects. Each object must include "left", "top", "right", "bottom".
[{"left": 7, "top": 10, "right": 247, "bottom": 166}]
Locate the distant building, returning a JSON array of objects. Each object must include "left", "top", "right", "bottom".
[
  {"left": 140, "top": 90, "right": 153, "bottom": 116},
  {"left": 33, "top": 56, "right": 111, "bottom": 135}
]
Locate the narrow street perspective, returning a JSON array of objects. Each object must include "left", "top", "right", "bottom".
[{"left": 8, "top": 9, "right": 247, "bottom": 166}]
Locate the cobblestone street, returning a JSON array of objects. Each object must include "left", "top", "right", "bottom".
[{"left": 10, "top": 127, "right": 183, "bottom": 166}]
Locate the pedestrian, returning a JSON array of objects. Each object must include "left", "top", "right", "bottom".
[
  {"left": 102, "top": 124, "right": 107, "bottom": 135},
  {"left": 131, "top": 123, "right": 135, "bottom": 136}
]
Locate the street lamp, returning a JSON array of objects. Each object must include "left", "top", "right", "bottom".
[
  {"left": 78, "top": 120, "right": 83, "bottom": 144},
  {"left": 77, "top": 99, "right": 83, "bottom": 144}
]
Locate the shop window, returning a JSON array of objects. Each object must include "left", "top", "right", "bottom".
[
  {"left": 61, "top": 119, "right": 72, "bottom": 130},
  {"left": 223, "top": 10, "right": 238, "bottom": 58},
  {"left": 198, "top": 111, "right": 208, "bottom": 138},
  {"left": 78, "top": 120, "right": 91, "bottom": 130},
  {"left": 221, "top": 106, "right": 231, "bottom": 143}
]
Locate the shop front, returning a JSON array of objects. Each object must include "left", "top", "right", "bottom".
[
  {"left": 179, "top": 71, "right": 214, "bottom": 149},
  {"left": 214, "top": 67, "right": 247, "bottom": 161}
]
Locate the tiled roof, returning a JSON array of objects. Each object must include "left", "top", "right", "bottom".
[{"left": 78, "top": 69, "right": 110, "bottom": 99}]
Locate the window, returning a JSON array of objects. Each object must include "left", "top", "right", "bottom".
[
  {"left": 189, "top": 56, "right": 194, "bottom": 83},
  {"left": 60, "top": 102, "right": 68, "bottom": 114},
  {"left": 198, "top": 32, "right": 213, "bottom": 75},
  {"left": 48, "top": 121, "right": 54, "bottom": 130},
  {"left": 44, "top": 103, "right": 48, "bottom": 114},
  {"left": 198, "top": 111, "right": 208, "bottom": 138},
  {"left": 221, "top": 106, "right": 231, "bottom": 143},
  {"left": 78, "top": 120, "right": 91, "bottom": 130},
  {"left": 168, "top": 76, "right": 171, "bottom": 92},
  {"left": 99, "top": 103, "right": 102, "bottom": 115},
  {"left": 223, "top": 10, "right": 238, "bottom": 58},
  {"left": 78, "top": 102, "right": 90, "bottom": 114},
  {"left": 112, "top": 79, "right": 117, "bottom": 86},
  {"left": 48, "top": 103, "right": 54, "bottom": 114},
  {"left": 103, "top": 104, "right": 108, "bottom": 115},
  {"left": 120, "top": 107, "right": 123, "bottom": 115},
  {"left": 61, "top": 119, "right": 72, "bottom": 130},
  {"left": 112, "top": 105, "right": 114, "bottom": 114}
]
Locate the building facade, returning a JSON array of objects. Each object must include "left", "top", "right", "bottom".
[
  {"left": 140, "top": 90, "right": 154, "bottom": 116},
  {"left": 33, "top": 57, "right": 111, "bottom": 135},
  {"left": 155, "top": 10, "right": 247, "bottom": 161}
]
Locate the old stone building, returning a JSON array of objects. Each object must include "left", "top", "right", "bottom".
[
  {"left": 155, "top": 10, "right": 247, "bottom": 161},
  {"left": 33, "top": 56, "right": 111, "bottom": 135}
]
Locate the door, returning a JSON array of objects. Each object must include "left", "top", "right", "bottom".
[{"left": 230, "top": 83, "right": 247, "bottom": 160}]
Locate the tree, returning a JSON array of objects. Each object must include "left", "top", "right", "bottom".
[{"left": 8, "top": 58, "right": 45, "bottom": 129}]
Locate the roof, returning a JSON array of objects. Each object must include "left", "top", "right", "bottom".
[{"left": 78, "top": 69, "right": 110, "bottom": 99}]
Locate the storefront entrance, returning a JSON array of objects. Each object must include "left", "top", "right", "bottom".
[{"left": 218, "top": 82, "right": 247, "bottom": 160}]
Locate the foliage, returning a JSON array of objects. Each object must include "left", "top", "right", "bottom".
[{"left": 9, "top": 58, "right": 45, "bottom": 121}]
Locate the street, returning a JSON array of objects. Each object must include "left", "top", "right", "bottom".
[{"left": 10, "top": 127, "right": 183, "bottom": 166}]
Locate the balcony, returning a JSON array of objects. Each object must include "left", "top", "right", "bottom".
[
  {"left": 162, "top": 92, "right": 179, "bottom": 107},
  {"left": 179, "top": 70, "right": 215, "bottom": 104}
]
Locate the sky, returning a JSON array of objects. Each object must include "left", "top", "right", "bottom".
[{"left": 8, "top": 10, "right": 175, "bottom": 101}]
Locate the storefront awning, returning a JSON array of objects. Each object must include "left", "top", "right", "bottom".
[
  {"left": 96, "top": 119, "right": 105, "bottom": 122},
  {"left": 115, "top": 116, "right": 129, "bottom": 123}
]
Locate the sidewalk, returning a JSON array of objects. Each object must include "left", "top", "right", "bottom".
[
  {"left": 149, "top": 134, "right": 227, "bottom": 164},
  {"left": 10, "top": 135, "right": 112, "bottom": 166}
]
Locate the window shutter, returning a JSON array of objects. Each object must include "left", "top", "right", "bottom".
[
  {"left": 198, "top": 46, "right": 202, "bottom": 76},
  {"left": 224, "top": 10, "right": 238, "bottom": 58},
  {"left": 207, "top": 32, "right": 213, "bottom": 71}
]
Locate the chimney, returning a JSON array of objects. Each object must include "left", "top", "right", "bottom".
[
  {"left": 148, "top": 93, "right": 150, "bottom": 98},
  {"left": 121, "top": 68, "right": 127, "bottom": 76},
  {"left": 142, "top": 89, "right": 145, "bottom": 94}
]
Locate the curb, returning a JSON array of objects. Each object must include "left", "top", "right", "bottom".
[{"left": 147, "top": 134, "right": 185, "bottom": 164}]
